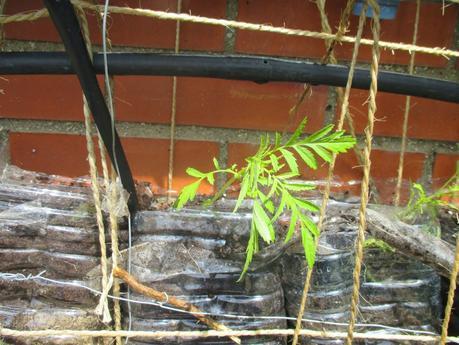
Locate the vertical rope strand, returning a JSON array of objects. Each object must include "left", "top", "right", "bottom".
[
  {"left": 286, "top": 0, "right": 355, "bottom": 128},
  {"left": 441, "top": 236, "right": 459, "bottom": 344},
  {"left": 317, "top": 0, "right": 380, "bottom": 203},
  {"left": 345, "top": 1, "right": 381, "bottom": 344},
  {"left": 321, "top": 0, "right": 356, "bottom": 64},
  {"left": 74, "top": 5, "right": 111, "bottom": 324},
  {"left": 394, "top": 0, "right": 420, "bottom": 206},
  {"left": 94, "top": 4, "right": 125, "bottom": 339},
  {"left": 98, "top": 3, "right": 123, "bottom": 342},
  {"left": 109, "top": 170, "right": 122, "bottom": 345},
  {"left": 76, "top": 6, "right": 123, "bottom": 343},
  {"left": 440, "top": 164, "right": 459, "bottom": 343},
  {"left": 290, "top": 3, "right": 368, "bottom": 345},
  {"left": 167, "top": 0, "right": 182, "bottom": 201}
]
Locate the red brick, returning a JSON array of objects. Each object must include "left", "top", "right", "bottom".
[
  {"left": 235, "top": 0, "right": 336, "bottom": 59},
  {"left": 4, "top": 0, "right": 225, "bottom": 51},
  {"left": 0, "top": 75, "right": 88, "bottom": 121},
  {"left": 335, "top": 2, "right": 457, "bottom": 67},
  {"left": 179, "top": 0, "right": 226, "bottom": 51},
  {"left": 114, "top": 76, "right": 172, "bottom": 123},
  {"left": 176, "top": 78, "right": 328, "bottom": 132},
  {"left": 236, "top": 0, "right": 457, "bottom": 67},
  {"left": 102, "top": 0, "right": 176, "bottom": 49},
  {"left": 4, "top": 0, "right": 61, "bottom": 42},
  {"left": 433, "top": 154, "right": 458, "bottom": 188},
  {"left": 9, "top": 133, "right": 219, "bottom": 194},
  {"left": 0, "top": 75, "right": 173, "bottom": 124},
  {"left": 106, "top": 0, "right": 226, "bottom": 50},
  {"left": 344, "top": 91, "right": 459, "bottom": 142},
  {"left": 227, "top": 143, "right": 426, "bottom": 203}
]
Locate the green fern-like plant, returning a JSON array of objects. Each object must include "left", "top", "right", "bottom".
[
  {"left": 398, "top": 165, "right": 458, "bottom": 236},
  {"left": 175, "top": 117, "right": 356, "bottom": 277}
]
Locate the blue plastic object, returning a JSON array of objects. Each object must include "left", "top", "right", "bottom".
[{"left": 353, "top": 0, "right": 400, "bottom": 19}]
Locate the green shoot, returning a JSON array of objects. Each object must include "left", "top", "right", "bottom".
[
  {"left": 399, "top": 163, "right": 458, "bottom": 236},
  {"left": 175, "top": 117, "right": 356, "bottom": 278},
  {"left": 364, "top": 238, "right": 394, "bottom": 253}
]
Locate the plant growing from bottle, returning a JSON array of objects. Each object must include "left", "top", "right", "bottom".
[
  {"left": 175, "top": 117, "right": 356, "bottom": 276},
  {"left": 398, "top": 165, "right": 458, "bottom": 237}
]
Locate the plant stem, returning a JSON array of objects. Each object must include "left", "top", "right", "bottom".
[{"left": 209, "top": 173, "right": 240, "bottom": 204}]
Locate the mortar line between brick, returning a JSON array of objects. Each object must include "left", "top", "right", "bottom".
[
  {"left": 224, "top": 0, "right": 238, "bottom": 53},
  {"left": 0, "top": 127, "right": 10, "bottom": 171},
  {"left": 0, "top": 119, "right": 457, "bottom": 154},
  {"left": 420, "top": 149, "right": 436, "bottom": 189},
  {"left": 323, "top": 87, "right": 338, "bottom": 126},
  {"left": 216, "top": 141, "right": 228, "bottom": 190}
]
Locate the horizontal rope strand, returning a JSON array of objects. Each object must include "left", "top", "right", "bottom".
[
  {"left": 2, "top": 327, "right": 459, "bottom": 342},
  {"left": 0, "top": 2, "right": 457, "bottom": 58}
]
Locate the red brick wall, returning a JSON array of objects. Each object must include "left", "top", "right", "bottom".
[{"left": 1, "top": 0, "right": 458, "bottom": 203}]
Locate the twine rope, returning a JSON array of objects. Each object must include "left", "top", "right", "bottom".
[
  {"left": 440, "top": 167, "right": 459, "bottom": 343},
  {"left": 394, "top": 0, "right": 420, "bottom": 206},
  {"left": 441, "top": 238, "right": 459, "bottom": 344},
  {"left": 76, "top": 5, "right": 122, "bottom": 341},
  {"left": 99, "top": 2, "right": 123, "bottom": 342},
  {"left": 0, "top": 1, "right": 458, "bottom": 58},
  {"left": 286, "top": 0, "right": 380, "bottom": 202},
  {"left": 1, "top": 327, "right": 459, "bottom": 343},
  {"left": 286, "top": 0, "right": 355, "bottom": 129},
  {"left": 167, "top": 0, "right": 182, "bottom": 201},
  {"left": 74, "top": 5, "right": 111, "bottom": 324},
  {"left": 291, "top": 2, "right": 368, "bottom": 345},
  {"left": 107, "top": 170, "right": 123, "bottom": 345},
  {"left": 345, "top": 1, "right": 381, "bottom": 344}
]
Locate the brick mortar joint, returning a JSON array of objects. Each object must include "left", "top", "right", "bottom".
[{"left": 0, "top": 118, "right": 457, "bottom": 155}]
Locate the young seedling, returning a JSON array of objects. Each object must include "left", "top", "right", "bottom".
[
  {"left": 399, "top": 165, "right": 458, "bottom": 237},
  {"left": 175, "top": 117, "right": 356, "bottom": 277}
]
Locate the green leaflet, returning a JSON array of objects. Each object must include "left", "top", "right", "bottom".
[
  {"left": 300, "top": 212, "right": 319, "bottom": 236},
  {"left": 270, "top": 154, "right": 280, "bottom": 172},
  {"left": 206, "top": 173, "right": 215, "bottom": 186},
  {"left": 280, "top": 148, "right": 299, "bottom": 174},
  {"left": 301, "top": 227, "right": 316, "bottom": 268},
  {"left": 285, "top": 210, "right": 298, "bottom": 243},
  {"left": 295, "top": 198, "right": 320, "bottom": 212},
  {"left": 274, "top": 132, "right": 282, "bottom": 148},
  {"left": 253, "top": 200, "right": 275, "bottom": 243},
  {"left": 271, "top": 190, "right": 287, "bottom": 222},
  {"left": 175, "top": 179, "right": 202, "bottom": 209},
  {"left": 286, "top": 116, "right": 308, "bottom": 146},
  {"left": 186, "top": 167, "right": 205, "bottom": 178},
  {"left": 213, "top": 157, "right": 220, "bottom": 169},
  {"left": 294, "top": 146, "right": 317, "bottom": 170},
  {"left": 302, "top": 124, "right": 334, "bottom": 143},
  {"left": 284, "top": 182, "right": 316, "bottom": 192},
  {"left": 310, "top": 145, "right": 333, "bottom": 162},
  {"left": 233, "top": 173, "right": 250, "bottom": 213},
  {"left": 239, "top": 224, "right": 258, "bottom": 280}
]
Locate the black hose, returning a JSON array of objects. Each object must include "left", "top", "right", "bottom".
[{"left": 0, "top": 52, "right": 458, "bottom": 103}]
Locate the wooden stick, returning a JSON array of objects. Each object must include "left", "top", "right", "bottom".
[{"left": 113, "top": 266, "right": 242, "bottom": 344}]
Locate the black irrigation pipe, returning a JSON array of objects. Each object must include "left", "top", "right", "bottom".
[
  {"left": 1, "top": 52, "right": 458, "bottom": 104},
  {"left": 43, "top": 0, "right": 138, "bottom": 213}
]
